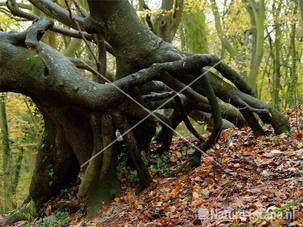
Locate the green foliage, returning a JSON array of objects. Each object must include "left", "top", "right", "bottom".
[
  {"left": 176, "top": 121, "right": 207, "bottom": 137},
  {"left": 256, "top": 200, "right": 299, "bottom": 222},
  {"left": 0, "top": 94, "right": 43, "bottom": 212},
  {"left": 149, "top": 151, "right": 170, "bottom": 175},
  {"left": 181, "top": 10, "right": 208, "bottom": 53},
  {"left": 127, "top": 170, "right": 140, "bottom": 183},
  {"left": 6, "top": 199, "right": 36, "bottom": 223},
  {"left": 117, "top": 148, "right": 171, "bottom": 182},
  {"left": 117, "top": 151, "right": 141, "bottom": 184},
  {"left": 34, "top": 211, "right": 70, "bottom": 227},
  {"left": 48, "top": 166, "right": 55, "bottom": 186},
  {"left": 183, "top": 0, "right": 204, "bottom": 13}
]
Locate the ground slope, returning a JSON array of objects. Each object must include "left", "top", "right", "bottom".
[
  {"left": 5, "top": 107, "right": 303, "bottom": 226},
  {"left": 93, "top": 108, "right": 303, "bottom": 226}
]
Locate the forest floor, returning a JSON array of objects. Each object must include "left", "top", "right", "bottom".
[{"left": 7, "top": 107, "right": 303, "bottom": 226}]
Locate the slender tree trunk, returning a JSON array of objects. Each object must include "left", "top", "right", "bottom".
[
  {"left": 0, "top": 94, "right": 13, "bottom": 211},
  {"left": 272, "top": 1, "right": 282, "bottom": 109},
  {"left": 180, "top": 6, "right": 208, "bottom": 53},
  {"left": 11, "top": 147, "right": 24, "bottom": 197},
  {"left": 138, "top": 0, "right": 183, "bottom": 43},
  {"left": 64, "top": 38, "right": 82, "bottom": 57},
  {"left": 288, "top": 4, "right": 298, "bottom": 107},
  {"left": 298, "top": 0, "right": 303, "bottom": 28},
  {"left": 161, "top": 0, "right": 174, "bottom": 10},
  {"left": 246, "top": 0, "right": 265, "bottom": 94},
  {"left": 210, "top": 0, "right": 241, "bottom": 60}
]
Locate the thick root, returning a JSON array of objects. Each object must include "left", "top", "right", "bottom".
[
  {"left": 77, "top": 113, "right": 103, "bottom": 198},
  {"left": 112, "top": 111, "right": 152, "bottom": 191}
]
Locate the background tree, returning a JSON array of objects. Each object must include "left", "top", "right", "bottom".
[
  {"left": 180, "top": 0, "right": 208, "bottom": 53},
  {"left": 0, "top": 95, "right": 13, "bottom": 211}
]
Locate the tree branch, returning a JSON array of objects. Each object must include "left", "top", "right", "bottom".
[
  {"left": 0, "top": 1, "right": 31, "bottom": 10},
  {"left": 69, "top": 58, "right": 97, "bottom": 74},
  {"left": 0, "top": 22, "right": 285, "bottom": 138},
  {"left": 6, "top": 1, "right": 113, "bottom": 54},
  {"left": 28, "top": 0, "right": 85, "bottom": 30}
]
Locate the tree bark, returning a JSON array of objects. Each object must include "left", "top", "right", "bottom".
[
  {"left": 245, "top": 0, "right": 265, "bottom": 93},
  {"left": 0, "top": 95, "right": 13, "bottom": 211}
]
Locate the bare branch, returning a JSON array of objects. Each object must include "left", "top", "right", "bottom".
[
  {"left": 0, "top": 1, "right": 31, "bottom": 10},
  {"left": 7, "top": 0, "right": 36, "bottom": 20},
  {"left": 71, "top": 0, "right": 88, "bottom": 17},
  {"left": 142, "top": 91, "right": 175, "bottom": 101},
  {"left": 28, "top": 0, "right": 85, "bottom": 30},
  {"left": 6, "top": 0, "right": 114, "bottom": 54},
  {"left": 69, "top": 58, "right": 97, "bottom": 74}
]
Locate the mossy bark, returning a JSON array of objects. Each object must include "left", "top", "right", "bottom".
[{"left": 29, "top": 105, "right": 84, "bottom": 208}]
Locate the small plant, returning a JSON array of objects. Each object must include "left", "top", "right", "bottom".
[
  {"left": 35, "top": 211, "right": 69, "bottom": 227},
  {"left": 127, "top": 170, "right": 140, "bottom": 183},
  {"left": 150, "top": 151, "right": 170, "bottom": 175},
  {"left": 255, "top": 200, "right": 297, "bottom": 222}
]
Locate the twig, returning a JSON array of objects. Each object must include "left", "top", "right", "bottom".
[
  {"left": 65, "top": 0, "right": 99, "bottom": 68},
  {"left": 6, "top": 0, "right": 114, "bottom": 54}
]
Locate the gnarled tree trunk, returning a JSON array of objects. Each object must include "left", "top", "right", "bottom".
[{"left": 0, "top": 0, "right": 290, "bottom": 223}]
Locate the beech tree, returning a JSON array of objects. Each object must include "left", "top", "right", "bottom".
[
  {"left": 210, "top": 0, "right": 265, "bottom": 93},
  {"left": 0, "top": 0, "right": 290, "bottom": 222}
]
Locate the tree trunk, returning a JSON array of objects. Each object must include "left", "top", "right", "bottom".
[
  {"left": 271, "top": 1, "right": 282, "bottom": 109},
  {"left": 298, "top": 0, "right": 303, "bottom": 28},
  {"left": 287, "top": 5, "right": 298, "bottom": 107},
  {"left": 11, "top": 147, "right": 24, "bottom": 197},
  {"left": 210, "top": 0, "right": 241, "bottom": 60},
  {"left": 0, "top": 95, "right": 13, "bottom": 211},
  {"left": 180, "top": 5, "right": 208, "bottom": 53},
  {"left": 29, "top": 104, "right": 86, "bottom": 208},
  {"left": 246, "top": 0, "right": 265, "bottom": 93}
]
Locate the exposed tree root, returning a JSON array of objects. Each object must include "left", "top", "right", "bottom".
[
  {"left": 0, "top": 17, "right": 291, "bottom": 220},
  {"left": 77, "top": 113, "right": 103, "bottom": 198},
  {"left": 99, "top": 114, "right": 114, "bottom": 180},
  {"left": 112, "top": 112, "right": 152, "bottom": 192},
  {"left": 174, "top": 92, "right": 205, "bottom": 142}
]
